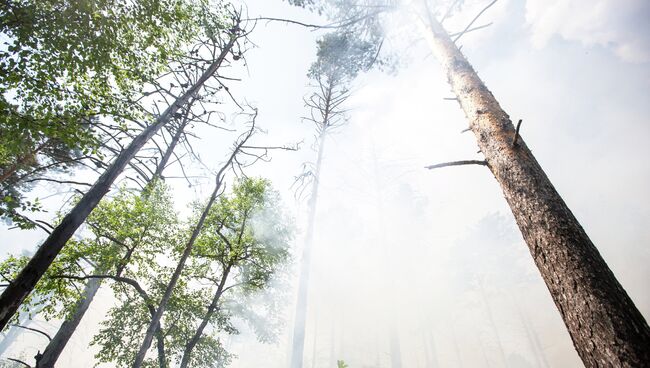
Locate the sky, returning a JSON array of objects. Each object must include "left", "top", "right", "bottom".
[{"left": 1, "top": 0, "right": 649, "bottom": 367}]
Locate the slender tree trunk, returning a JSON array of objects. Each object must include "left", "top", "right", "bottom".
[
  {"left": 35, "top": 277, "right": 100, "bottom": 368},
  {"left": 290, "top": 130, "right": 326, "bottom": 368},
  {"left": 477, "top": 279, "right": 507, "bottom": 366},
  {"left": 512, "top": 295, "right": 550, "bottom": 368},
  {"left": 153, "top": 116, "right": 190, "bottom": 180},
  {"left": 178, "top": 266, "right": 230, "bottom": 368},
  {"left": 34, "top": 109, "right": 194, "bottom": 368},
  {"left": 417, "top": 11, "right": 650, "bottom": 366},
  {"left": 132, "top": 179, "right": 222, "bottom": 368},
  {"left": 389, "top": 325, "right": 402, "bottom": 368},
  {"left": 0, "top": 37, "right": 237, "bottom": 331}
]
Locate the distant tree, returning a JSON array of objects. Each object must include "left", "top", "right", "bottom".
[
  {"left": 290, "top": 31, "right": 382, "bottom": 368},
  {"left": 288, "top": 0, "right": 650, "bottom": 365}
]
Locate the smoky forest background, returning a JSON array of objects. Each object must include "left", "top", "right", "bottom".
[{"left": 0, "top": 0, "right": 649, "bottom": 367}]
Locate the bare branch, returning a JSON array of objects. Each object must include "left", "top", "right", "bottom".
[
  {"left": 10, "top": 323, "right": 52, "bottom": 341},
  {"left": 425, "top": 160, "right": 488, "bottom": 170}
]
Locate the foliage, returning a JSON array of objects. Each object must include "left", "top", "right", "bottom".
[
  {"left": 0, "top": 0, "right": 226, "bottom": 227},
  {"left": 0, "top": 180, "right": 178, "bottom": 328},
  {"left": 337, "top": 360, "right": 349, "bottom": 368},
  {"left": 87, "top": 177, "right": 291, "bottom": 367}
]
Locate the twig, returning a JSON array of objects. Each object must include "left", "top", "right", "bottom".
[
  {"left": 453, "top": 0, "right": 498, "bottom": 43},
  {"left": 425, "top": 160, "right": 487, "bottom": 170},
  {"left": 512, "top": 119, "right": 523, "bottom": 146},
  {"left": 10, "top": 324, "right": 52, "bottom": 341},
  {"left": 6, "top": 358, "right": 31, "bottom": 368}
]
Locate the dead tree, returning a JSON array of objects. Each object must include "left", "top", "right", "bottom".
[{"left": 418, "top": 1, "right": 650, "bottom": 365}]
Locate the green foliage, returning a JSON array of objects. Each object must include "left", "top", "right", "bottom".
[
  {"left": 89, "top": 177, "right": 292, "bottom": 367},
  {"left": 0, "top": 180, "right": 178, "bottom": 327},
  {"left": 337, "top": 360, "right": 349, "bottom": 368},
  {"left": 0, "top": 0, "right": 227, "bottom": 226}
]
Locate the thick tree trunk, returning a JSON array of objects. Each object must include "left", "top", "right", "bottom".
[
  {"left": 418, "top": 13, "right": 650, "bottom": 367},
  {"left": 0, "top": 36, "right": 236, "bottom": 332},
  {"left": 290, "top": 130, "right": 326, "bottom": 368},
  {"left": 178, "top": 266, "right": 230, "bottom": 368}
]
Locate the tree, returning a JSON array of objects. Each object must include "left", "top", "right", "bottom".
[
  {"left": 0, "top": 0, "right": 208, "bottom": 227},
  {"left": 288, "top": 0, "right": 650, "bottom": 365},
  {"left": 417, "top": 1, "right": 650, "bottom": 365},
  {"left": 178, "top": 177, "right": 292, "bottom": 367},
  {"left": 290, "top": 31, "right": 381, "bottom": 368},
  {"left": 0, "top": 5, "right": 243, "bottom": 331}
]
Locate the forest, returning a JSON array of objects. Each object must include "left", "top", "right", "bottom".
[{"left": 0, "top": 0, "right": 649, "bottom": 367}]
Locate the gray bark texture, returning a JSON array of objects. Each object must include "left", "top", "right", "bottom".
[{"left": 422, "top": 14, "right": 650, "bottom": 367}]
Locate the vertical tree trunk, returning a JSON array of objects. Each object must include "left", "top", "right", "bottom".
[
  {"left": 0, "top": 36, "right": 237, "bottom": 331},
  {"left": 389, "top": 325, "right": 402, "bottom": 368},
  {"left": 178, "top": 266, "right": 230, "bottom": 368},
  {"left": 477, "top": 279, "right": 507, "bottom": 366},
  {"left": 290, "top": 130, "right": 326, "bottom": 368},
  {"left": 417, "top": 11, "right": 650, "bottom": 366},
  {"left": 132, "top": 179, "right": 222, "bottom": 368}
]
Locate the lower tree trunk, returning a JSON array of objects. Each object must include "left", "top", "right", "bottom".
[
  {"left": 290, "top": 131, "right": 326, "bottom": 368},
  {"left": 0, "top": 36, "right": 237, "bottom": 331},
  {"left": 35, "top": 277, "right": 101, "bottom": 368},
  {"left": 389, "top": 325, "right": 402, "bottom": 368},
  {"left": 417, "top": 11, "right": 650, "bottom": 367},
  {"left": 178, "top": 267, "right": 229, "bottom": 368}
]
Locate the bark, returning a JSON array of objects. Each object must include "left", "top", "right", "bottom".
[
  {"left": 417, "top": 12, "right": 650, "bottom": 367},
  {"left": 290, "top": 130, "right": 326, "bottom": 368},
  {"left": 0, "top": 35, "right": 236, "bottom": 332},
  {"left": 178, "top": 266, "right": 230, "bottom": 368}
]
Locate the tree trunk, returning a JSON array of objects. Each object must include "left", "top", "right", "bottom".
[
  {"left": 35, "top": 112, "right": 187, "bottom": 368},
  {"left": 417, "top": 11, "right": 650, "bottom": 367},
  {"left": 178, "top": 266, "right": 230, "bottom": 368},
  {"left": 290, "top": 130, "right": 326, "bottom": 368},
  {"left": 0, "top": 36, "right": 236, "bottom": 332},
  {"left": 132, "top": 179, "right": 223, "bottom": 368},
  {"left": 389, "top": 325, "right": 402, "bottom": 368},
  {"left": 35, "top": 277, "right": 100, "bottom": 368},
  {"left": 477, "top": 278, "right": 507, "bottom": 366},
  {"left": 153, "top": 116, "right": 190, "bottom": 181}
]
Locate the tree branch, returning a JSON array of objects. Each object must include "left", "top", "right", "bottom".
[{"left": 425, "top": 160, "right": 488, "bottom": 170}]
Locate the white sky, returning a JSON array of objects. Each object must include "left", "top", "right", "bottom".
[{"left": 1, "top": 0, "right": 649, "bottom": 367}]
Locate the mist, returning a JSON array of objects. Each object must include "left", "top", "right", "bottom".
[{"left": 1, "top": 0, "right": 649, "bottom": 367}]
